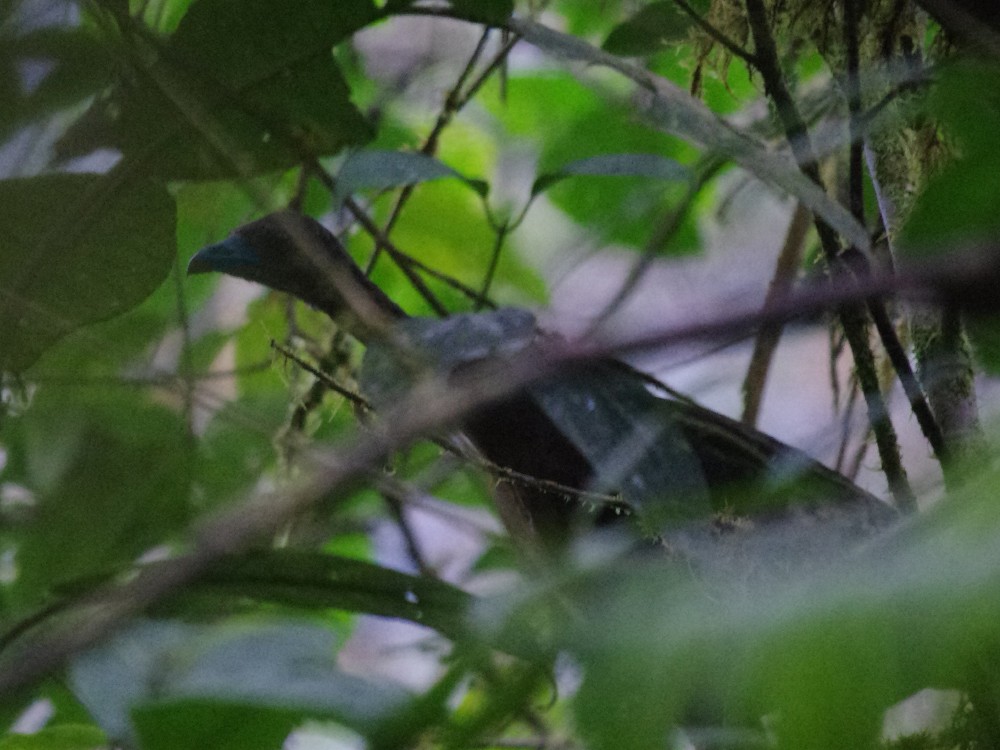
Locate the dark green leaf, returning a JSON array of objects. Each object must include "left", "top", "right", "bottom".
[
  {"left": 193, "top": 549, "right": 474, "bottom": 640},
  {"left": 134, "top": 701, "right": 302, "bottom": 750},
  {"left": 602, "top": 2, "right": 693, "bottom": 56},
  {"left": 59, "top": 0, "right": 377, "bottom": 179},
  {"left": 5, "top": 392, "right": 192, "bottom": 601},
  {"left": 0, "top": 173, "right": 175, "bottom": 372},
  {"left": 0, "top": 28, "right": 115, "bottom": 140},
  {"left": 384, "top": 0, "right": 513, "bottom": 25},
  {"left": 900, "top": 63, "right": 1000, "bottom": 255}
]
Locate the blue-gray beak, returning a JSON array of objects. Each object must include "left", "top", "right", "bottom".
[{"left": 187, "top": 235, "right": 260, "bottom": 275}]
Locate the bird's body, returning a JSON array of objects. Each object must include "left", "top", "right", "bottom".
[{"left": 188, "top": 211, "right": 898, "bottom": 554}]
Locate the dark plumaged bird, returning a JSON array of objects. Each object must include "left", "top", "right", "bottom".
[{"left": 188, "top": 211, "right": 898, "bottom": 556}]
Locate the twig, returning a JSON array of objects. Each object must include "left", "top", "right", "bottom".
[
  {"left": 272, "top": 340, "right": 627, "bottom": 511},
  {"left": 270, "top": 340, "right": 371, "bottom": 411},
  {"left": 380, "top": 488, "right": 435, "bottom": 577},
  {"left": 743, "top": 0, "right": 916, "bottom": 512},
  {"left": 368, "top": 29, "right": 521, "bottom": 308},
  {"left": 741, "top": 202, "right": 812, "bottom": 426}
]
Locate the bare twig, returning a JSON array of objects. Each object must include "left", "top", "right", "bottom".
[{"left": 741, "top": 202, "right": 812, "bottom": 426}]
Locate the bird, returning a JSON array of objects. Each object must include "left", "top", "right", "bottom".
[{"left": 188, "top": 210, "right": 898, "bottom": 557}]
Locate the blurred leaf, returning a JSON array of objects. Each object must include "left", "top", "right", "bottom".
[
  {"left": 900, "top": 62, "right": 1000, "bottom": 254},
  {"left": 70, "top": 618, "right": 411, "bottom": 745},
  {"left": 0, "top": 27, "right": 115, "bottom": 140},
  {"left": 134, "top": 701, "right": 302, "bottom": 750},
  {"left": 0, "top": 725, "right": 106, "bottom": 750},
  {"left": 334, "top": 150, "right": 488, "bottom": 202},
  {"left": 0, "top": 173, "right": 175, "bottom": 372},
  {"left": 602, "top": 2, "right": 694, "bottom": 56},
  {"left": 2, "top": 389, "right": 192, "bottom": 602},
  {"left": 966, "top": 316, "right": 1000, "bottom": 374},
  {"left": 190, "top": 549, "right": 474, "bottom": 639},
  {"left": 498, "top": 75, "right": 698, "bottom": 248},
  {"left": 194, "top": 394, "right": 286, "bottom": 499},
  {"left": 58, "top": 0, "right": 376, "bottom": 179},
  {"left": 557, "top": 473, "right": 1000, "bottom": 750},
  {"left": 531, "top": 152, "right": 691, "bottom": 196}
]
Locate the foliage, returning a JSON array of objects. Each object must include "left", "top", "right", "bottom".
[{"left": 2, "top": 1, "right": 1000, "bottom": 749}]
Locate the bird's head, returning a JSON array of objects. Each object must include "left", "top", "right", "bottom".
[{"left": 187, "top": 210, "right": 404, "bottom": 339}]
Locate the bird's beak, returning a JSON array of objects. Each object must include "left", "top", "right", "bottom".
[{"left": 187, "top": 235, "right": 260, "bottom": 275}]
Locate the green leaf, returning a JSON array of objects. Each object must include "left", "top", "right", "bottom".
[
  {"left": 531, "top": 153, "right": 692, "bottom": 195},
  {"left": 133, "top": 701, "right": 303, "bottom": 750},
  {"left": 59, "top": 0, "right": 376, "bottom": 179},
  {"left": 900, "top": 62, "right": 1000, "bottom": 255},
  {"left": 334, "top": 150, "right": 488, "bottom": 202},
  {"left": 367, "top": 180, "right": 548, "bottom": 311},
  {"left": 0, "top": 173, "right": 175, "bottom": 372},
  {"left": 508, "top": 17, "right": 872, "bottom": 252},
  {"left": 602, "top": 2, "right": 694, "bottom": 56},
  {"left": 4, "top": 391, "right": 192, "bottom": 601},
  {"left": 70, "top": 619, "right": 411, "bottom": 745},
  {"left": 0, "top": 27, "right": 115, "bottom": 140},
  {"left": 192, "top": 549, "right": 474, "bottom": 640},
  {"left": 561, "top": 471, "right": 1000, "bottom": 750},
  {"left": 0, "top": 725, "right": 107, "bottom": 750}
]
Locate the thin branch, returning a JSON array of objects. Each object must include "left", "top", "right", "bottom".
[
  {"left": 741, "top": 202, "right": 812, "bottom": 426},
  {"left": 743, "top": 0, "right": 916, "bottom": 511},
  {"left": 844, "top": 0, "right": 865, "bottom": 223},
  {"left": 309, "top": 163, "right": 493, "bottom": 311},
  {"left": 271, "top": 339, "right": 371, "bottom": 412},
  {"left": 867, "top": 299, "right": 948, "bottom": 461},
  {"left": 380, "top": 488, "right": 435, "bottom": 577},
  {"left": 272, "top": 340, "right": 627, "bottom": 511},
  {"left": 476, "top": 221, "right": 509, "bottom": 310},
  {"left": 368, "top": 29, "right": 520, "bottom": 306}
]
